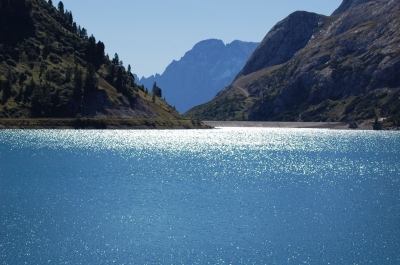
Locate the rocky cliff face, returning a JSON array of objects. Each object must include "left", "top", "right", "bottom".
[
  {"left": 187, "top": 0, "right": 400, "bottom": 126},
  {"left": 137, "top": 39, "right": 258, "bottom": 113},
  {"left": 331, "top": 0, "right": 373, "bottom": 15},
  {"left": 249, "top": 0, "right": 400, "bottom": 122},
  {"left": 235, "top": 11, "right": 324, "bottom": 79}
]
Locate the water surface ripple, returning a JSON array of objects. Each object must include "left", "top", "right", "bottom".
[{"left": 0, "top": 128, "right": 399, "bottom": 264}]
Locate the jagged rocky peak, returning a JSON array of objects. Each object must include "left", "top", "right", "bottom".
[
  {"left": 192, "top": 39, "right": 225, "bottom": 50},
  {"left": 187, "top": 0, "right": 400, "bottom": 125},
  {"left": 235, "top": 11, "right": 324, "bottom": 79},
  {"left": 137, "top": 39, "right": 259, "bottom": 113},
  {"left": 332, "top": 0, "right": 374, "bottom": 15}
]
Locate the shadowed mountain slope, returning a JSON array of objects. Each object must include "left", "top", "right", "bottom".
[
  {"left": 0, "top": 0, "right": 180, "bottom": 120},
  {"left": 185, "top": 0, "right": 400, "bottom": 127},
  {"left": 235, "top": 11, "right": 324, "bottom": 79}
]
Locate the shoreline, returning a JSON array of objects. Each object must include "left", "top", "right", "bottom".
[
  {"left": 203, "top": 121, "right": 382, "bottom": 130},
  {"left": 0, "top": 119, "right": 395, "bottom": 130},
  {"left": 0, "top": 118, "right": 212, "bottom": 130}
]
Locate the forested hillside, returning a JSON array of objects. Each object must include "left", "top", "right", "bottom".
[{"left": 0, "top": 0, "right": 180, "bottom": 120}]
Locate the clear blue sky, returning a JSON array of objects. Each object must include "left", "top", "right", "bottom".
[{"left": 58, "top": 0, "right": 343, "bottom": 78}]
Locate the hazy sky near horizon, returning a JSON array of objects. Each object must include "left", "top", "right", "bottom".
[{"left": 59, "top": 0, "right": 342, "bottom": 78}]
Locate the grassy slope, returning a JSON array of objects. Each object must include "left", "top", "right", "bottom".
[
  {"left": 0, "top": 0, "right": 184, "bottom": 124},
  {"left": 184, "top": 65, "right": 283, "bottom": 121}
]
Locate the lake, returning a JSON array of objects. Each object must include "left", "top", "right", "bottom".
[{"left": 0, "top": 128, "right": 399, "bottom": 264}]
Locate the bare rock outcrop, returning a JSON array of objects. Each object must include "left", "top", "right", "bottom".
[
  {"left": 235, "top": 11, "right": 324, "bottom": 79},
  {"left": 331, "top": 0, "right": 374, "bottom": 15},
  {"left": 249, "top": 0, "right": 400, "bottom": 121},
  {"left": 137, "top": 39, "right": 258, "bottom": 113}
]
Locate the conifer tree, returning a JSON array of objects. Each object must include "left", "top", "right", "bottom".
[
  {"left": 48, "top": 0, "right": 53, "bottom": 6},
  {"left": 72, "top": 22, "right": 77, "bottom": 34},
  {"left": 80, "top": 27, "right": 88, "bottom": 39},
  {"left": 31, "top": 85, "right": 44, "bottom": 116},
  {"left": 23, "top": 79, "right": 36, "bottom": 103},
  {"left": 112, "top": 53, "right": 119, "bottom": 66},
  {"left": 152, "top": 82, "right": 162, "bottom": 97},
  {"left": 115, "top": 67, "right": 123, "bottom": 92},
  {"left": 2, "top": 69, "right": 13, "bottom": 103},
  {"left": 73, "top": 68, "right": 83, "bottom": 99},
  {"left": 83, "top": 64, "right": 98, "bottom": 93},
  {"left": 57, "top": 1, "right": 64, "bottom": 14}
]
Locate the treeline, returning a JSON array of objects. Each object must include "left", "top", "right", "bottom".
[
  {"left": 0, "top": 0, "right": 32, "bottom": 10},
  {"left": 104, "top": 53, "right": 137, "bottom": 103},
  {"left": 0, "top": 0, "right": 163, "bottom": 118},
  {"left": 0, "top": 62, "right": 98, "bottom": 116}
]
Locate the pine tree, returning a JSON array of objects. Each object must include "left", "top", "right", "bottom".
[
  {"left": 31, "top": 85, "right": 44, "bottom": 116},
  {"left": 57, "top": 1, "right": 64, "bottom": 14},
  {"left": 72, "top": 22, "right": 77, "bottom": 34},
  {"left": 83, "top": 64, "right": 98, "bottom": 93},
  {"left": 112, "top": 53, "right": 119, "bottom": 66},
  {"left": 2, "top": 69, "right": 13, "bottom": 103},
  {"left": 23, "top": 79, "right": 36, "bottom": 103},
  {"left": 73, "top": 68, "right": 83, "bottom": 99},
  {"left": 115, "top": 67, "right": 123, "bottom": 92},
  {"left": 152, "top": 82, "right": 162, "bottom": 97},
  {"left": 80, "top": 28, "right": 88, "bottom": 39},
  {"left": 48, "top": 0, "right": 53, "bottom": 6}
]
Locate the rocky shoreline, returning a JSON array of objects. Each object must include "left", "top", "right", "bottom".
[{"left": 203, "top": 121, "right": 396, "bottom": 130}]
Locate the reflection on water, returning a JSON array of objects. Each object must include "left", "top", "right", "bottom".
[{"left": 0, "top": 128, "right": 399, "bottom": 264}]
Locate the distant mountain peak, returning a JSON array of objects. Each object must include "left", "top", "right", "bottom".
[{"left": 136, "top": 39, "right": 259, "bottom": 113}]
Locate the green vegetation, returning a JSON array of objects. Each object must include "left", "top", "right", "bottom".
[
  {"left": 0, "top": 118, "right": 211, "bottom": 129},
  {"left": 0, "top": 0, "right": 182, "bottom": 125},
  {"left": 185, "top": 86, "right": 254, "bottom": 121}
]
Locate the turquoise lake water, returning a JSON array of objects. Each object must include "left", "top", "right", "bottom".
[{"left": 0, "top": 128, "right": 399, "bottom": 264}]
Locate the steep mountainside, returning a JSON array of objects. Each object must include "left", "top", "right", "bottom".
[
  {"left": 332, "top": 0, "right": 372, "bottom": 15},
  {"left": 0, "top": 0, "right": 180, "bottom": 120},
  {"left": 137, "top": 39, "right": 258, "bottom": 113},
  {"left": 235, "top": 11, "right": 324, "bottom": 79},
  {"left": 186, "top": 0, "right": 400, "bottom": 127}
]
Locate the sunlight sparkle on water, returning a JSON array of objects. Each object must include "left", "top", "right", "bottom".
[{"left": 1, "top": 128, "right": 399, "bottom": 264}]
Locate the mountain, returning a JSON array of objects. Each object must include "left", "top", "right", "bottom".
[
  {"left": 235, "top": 11, "right": 324, "bottom": 79},
  {"left": 0, "top": 0, "right": 180, "bottom": 121},
  {"left": 185, "top": 0, "right": 400, "bottom": 127},
  {"left": 136, "top": 39, "right": 259, "bottom": 113}
]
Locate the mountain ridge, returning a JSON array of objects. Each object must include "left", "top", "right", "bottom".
[
  {"left": 185, "top": 0, "right": 400, "bottom": 127},
  {"left": 136, "top": 39, "right": 259, "bottom": 113}
]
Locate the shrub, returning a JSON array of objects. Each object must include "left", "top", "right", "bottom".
[
  {"left": 6, "top": 59, "right": 17, "bottom": 67},
  {"left": 24, "top": 70, "right": 33, "bottom": 76},
  {"left": 27, "top": 49, "right": 39, "bottom": 61},
  {"left": 49, "top": 53, "right": 61, "bottom": 64}
]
